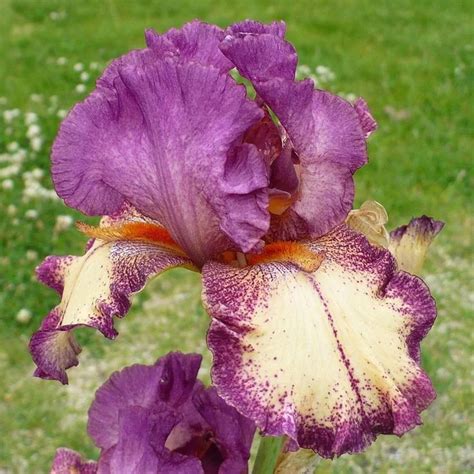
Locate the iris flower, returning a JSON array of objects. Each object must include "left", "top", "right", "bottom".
[
  {"left": 51, "top": 352, "right": 255, "bottom": 473},
  {"left": 30, "top": 20, "right": 443, "bottom": 457}
]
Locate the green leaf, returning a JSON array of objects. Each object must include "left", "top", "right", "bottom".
[{"left": 252, "top": 435, "right": 285, "bottom": 474}]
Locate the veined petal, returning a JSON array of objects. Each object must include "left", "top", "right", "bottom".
[
  {"left": 203, "top": 225, "right": 436, "bottom": 457},
  {"left": 29, "top": 213, "right": 194, "bottom": 384},
  {"left": 389, "top": 215, "right": 444, "bottom": 275},
  {"left": 53, "top": 34, "right": 268, "bottom": 265},
  {"left": 221, "top": 26, "right": 372, "bottom": 240},
  {"left": 51, "top": 448, "right": 97, "bottom": 474},
  {"left": 145, "top": 20, "right": 233, "bottom": 72}
]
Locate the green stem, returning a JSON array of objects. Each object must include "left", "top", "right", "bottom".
[{"left": 252, "top": 436, "right": 285, "bottom": 474}]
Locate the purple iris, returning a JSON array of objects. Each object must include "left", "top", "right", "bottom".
[
  {"left": 51, "top": 352, "right": 254, "bottom": 473},
  {"left": 31, "top": 20, "right": 442, "bottom": 458}
]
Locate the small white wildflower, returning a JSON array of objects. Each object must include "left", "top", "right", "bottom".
[
  {"left": 75, "top": 84, "right": 86, "bottom": 93},
  {"left": 24, "top": 112, "right": 38, "bottom": 125},
  {"left": 11, "top": 149, "right": 27, "bottom": 164},
  {"left": 73, "top": 62, "right": 84, "bottom": 72},
  {"left": 56, "top": 57, "right": 67, "bottom": 65},
  {"left": 31, "top": 168, "right": 44, "bottom": 179},
  {"left": 345, "top": 93, "right": 357, "bottom": 103},
  {"left": 2, "top": 179, "right": 14, "bottom": 190},
  {"left": 49, "top": 95, "right": 59, "bottom": 104},
  {"left": 297, "top": 64, "right": 311, "bottom": 76},
  {"left": 89, "top": 62, "right": 100, "bottom": 70},
  {"left": 6, "top": 142, "right": 19, "bottom": 152},
  {"left": 30, "top": 94, "right": 43, "bottom": 103},
  {"left": 80, "top": 71, "right": 90, "bottom": 82},
  {"left": 3, "top": 109, "right": 20, "bottom": 123},
  {"left": 16, "top": 308, "right": 32, "bottom": 324},
  {"left": 0, "top": 164, "right": 21, "bottom": 178},
  {"left": 7, "top": 204, "right": 16, "bottom": 216},
  {"left": 55, "top": 214, "right": 74, "bottom": 232},
  {"left": 26, "top": 124, "right": 41, "bottom": 138},
  {"left": 26, "top": 250, "right": 38, "bottom": 261},
  {"left": 315, "top": 65, "right": 336, "bottom": 82},
  {"left": 30, "top": 136, "right": 43, "bottom": 152},
  {"left": 25, "top": 209, "right": 39, "bottom": 219},
  {"left": 57, "top": 109, "right": 67, "bottom": 119}
]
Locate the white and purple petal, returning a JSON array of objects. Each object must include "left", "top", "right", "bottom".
[
  {"left": 29, "top": 218, "right": 193, "bottom": 384},
  {"left": 389, "top": 215, "right": 444, "bottom": 275},
  {"left": 203, "top": 225, "right": 436, "bottom": 457}
]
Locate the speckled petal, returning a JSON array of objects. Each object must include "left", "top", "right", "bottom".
[
  {"left": 29, "top": 215, "right": 194, "bottom": 384},
  {"left": 389, "top": 216, "right": 444, "bottom": 275},
  {"left": 52, "top": 34, "right": 268, "bottom": 265},
  {"left": 51, "top": 448, "right": 97, "bottom": 474},
  {"left": 221, "top": 28, "right": 371, "bottom": 239},
  {"left": 203, "top": 225, "right": 436, "bottom": 457}
]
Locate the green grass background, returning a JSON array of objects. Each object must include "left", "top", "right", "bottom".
[{"left": 0, "top": 0, "right": 472, "bottom": 472}]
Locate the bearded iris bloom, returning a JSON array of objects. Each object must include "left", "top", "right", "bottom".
[
  {"left": 30, "top": 20, "right": 443, "bottom": 458},
  {"left": 51, "top": 352, "right": 255, "bottom": 473}
]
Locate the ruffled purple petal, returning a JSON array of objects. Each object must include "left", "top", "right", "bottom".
[
  {"left": 221, "top": 24, "right": 370, "bottom": 239},
  {"left": 193, "top": 387, "right": 255, "bottom": 473},
  {"left": 53, "top": 27, "right": 269, "bottom": 265},
  {"left": 354, "top": 97, "right": 378, "bottom": 138},
  {"left": 88, "top": 352, "right": 202, "bottom": 450},
  {"left": 87, "top": 352, "right": 253, "bottom": 473},
  {"left": 145, "top": 20, "right": 233, "bottom": 73},
  {"left": 226, "top": 19, "right": 286, "bottom": 38},
  {"left": 203, "top": 225, "right": 436, "bottom": 458},
  {"left": 51, "top": 448, "right": 97, "bottom": 474}
]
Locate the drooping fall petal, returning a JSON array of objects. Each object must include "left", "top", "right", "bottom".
[
  {"left": 29, "top": 209, "right": 194, "bottom": 384},
  {"left": 203, "top": 225, "right": 436, "bottom": 458}
]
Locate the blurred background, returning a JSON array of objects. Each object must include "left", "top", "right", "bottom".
[{"left": 0, "top": 0, "right": 472, "bottom": 472}]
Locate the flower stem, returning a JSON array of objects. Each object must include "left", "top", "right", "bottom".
[{"left": 252, "top": 436, "right": 285, "bottom": 474}]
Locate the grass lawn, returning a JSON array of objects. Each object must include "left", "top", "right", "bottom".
[{"left": 0, "top": 0, "right": 472, "bottom": 472}]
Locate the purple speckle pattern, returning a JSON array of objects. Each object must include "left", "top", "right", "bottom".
[
  {"left": 29, "top": 236, "right": 192, "bottom": 384},
  {"left": 51, "top": 448, "right": 97, "bottom": 474},
  {"left": 203, "top": 225, "right": 437, "bottom": 458}
]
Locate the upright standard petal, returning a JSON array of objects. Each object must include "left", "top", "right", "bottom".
[
  {"left": 29, "top": 209, "right": 195, "bottom": 384},
  {"left": 389, "top": 215, "right": 444, "bottom": 275},
  {"left": 145, "top": 20, "right": 233, "bottom": 72},
  {"left": 203, "top": 225, "right": 436, "bottom": 457},
  {"left": 221, "top": 26, "right": 372, "bottom": 240},
  {"left": 52, "top": 36, "right": 268, "bottom": 265}
]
